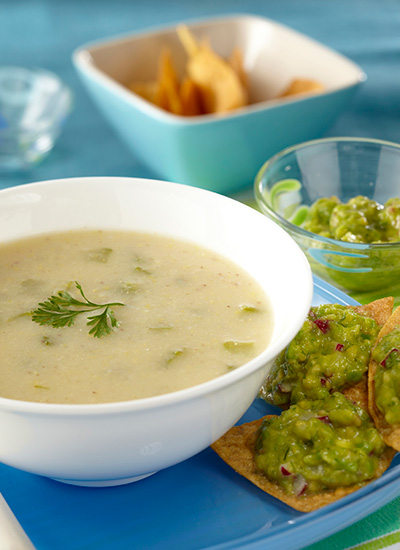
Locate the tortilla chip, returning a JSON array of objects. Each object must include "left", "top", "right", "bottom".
[
  {"left": 368, "top": 306, "right": 400, "bottom": 451},
  {"left": 177, "top": 25, "right": 248, "bottom": 114},
  {"left": 319, "top": 297, "right": 393, "bottom": 411},
  {"left": 186, "top": 41, "right": 248, "bottom": 113},
  {"left": 129, "top": 25, "right": 328, "bottom": 115},
  {"left": 179, "top": 77, "right": 203, "bottom": 116},
  {"left": 150, "top": 71, "right": 171, "bottom": 112},
  {"left": 342, "top": 376, "right": 369, "bottom": 411},
  {"left": 342, "top": 297, "right": 394, "bottom": 410},
  {"left": 157, "top": 48, "right": 183, "bottom": 115},
  {"left": 279, "top": 78, "right": 325, "bottom": 98},
  {"left": 260, "top": 297, "right": 394, "bottom": 411},
  {"left": 211, "top": 415, "right": 395, "bottom": 512},
  {"left": 353, "top": 296, "right": 394, "bottom": 327},
  {"left": 176, "top": 24, "right": 199, "bottom": 58}
]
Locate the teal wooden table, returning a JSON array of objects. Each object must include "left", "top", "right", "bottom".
[{"left": 1, "top": 1, "right": 400, "bottom": 549}]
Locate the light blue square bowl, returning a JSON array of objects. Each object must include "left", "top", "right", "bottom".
[{"left": 72, "top": 14, "right": 365, "bottom": 194}]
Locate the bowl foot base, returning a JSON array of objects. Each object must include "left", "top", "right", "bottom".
[{"left": 50, "top": 472, "right": 157, "bottom": 487}]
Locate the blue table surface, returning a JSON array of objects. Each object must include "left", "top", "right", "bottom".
[
  {"left": 1, "top": 2, "right": 400, "bottom": 549},
  {"left": 1, "top": 0, "right": 400, "bottom": 191}
]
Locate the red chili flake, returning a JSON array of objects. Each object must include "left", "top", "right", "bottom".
[
  {"left": 320, "top": 378, "right": 327, "bottom": 386},
  {"left": 313, "top": 319, "right": 330, "bottom": 333},
  {"left": 381, "top": 348, "right": 399, "bottom": 367},
  {"left": 335, "top": 343, "right": 344, "bottom": 351},
  {"left": 316, "top": 415, "right": 330, "bottom": 424}
]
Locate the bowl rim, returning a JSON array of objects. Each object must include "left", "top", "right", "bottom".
[
  {"left": 254, "top": 136, "right": 400, "bottom": 249},
  {"left": 0, "top": 176, "right": 313, "bottom": 416},
  {"left": 72, "top": 12, "right": 366, "bottom": 126}
]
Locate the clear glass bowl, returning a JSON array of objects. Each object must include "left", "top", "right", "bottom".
[
  {"left": 0, "top": 66, "right": 72, "bottom": 172},
  {"left": 254, "top": 137, "right": 400, "bottom": 305}
]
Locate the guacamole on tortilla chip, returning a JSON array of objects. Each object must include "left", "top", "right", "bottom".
[
  {"left": 369, "top": 306, "right": 400, "bottom": 451},
  {"left": 260, "top": 298, "right": 393, "bottom": 408},
  {"left": 212, "top": 297, "right": 397, "bottom": 512},
  {"left": 212, "top": 393, "right": 395, "bottom": 512}
]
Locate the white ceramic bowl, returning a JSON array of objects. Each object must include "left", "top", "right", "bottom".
[
  {"left": 0, "top": 177, "right": 312, "bottom": 486},
  {"left": 73, "top": 14, "right": 365, "bottom": 194}
]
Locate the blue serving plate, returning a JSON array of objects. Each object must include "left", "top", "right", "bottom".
[{"left": 1, "top": 275, "right": 399, "bottom": 550}]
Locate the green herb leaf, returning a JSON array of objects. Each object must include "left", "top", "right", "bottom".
[
  {"left": 31, "top": 282, "right": 124, "bottom": 338},
  {"left": 87, "top": 306, "right": 119, "bottom": 338}
]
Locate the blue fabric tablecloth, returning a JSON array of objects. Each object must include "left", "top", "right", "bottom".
[
  {"left": 1, "top": 1, "right": 400, "bottom": 549},
  {"left": 1, "top": 0, "right": 400, "bottom": 191}
]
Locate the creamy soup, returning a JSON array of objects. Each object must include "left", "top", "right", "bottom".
[{"left": 0, "top": 230, "right": 272, "bottom": 404}]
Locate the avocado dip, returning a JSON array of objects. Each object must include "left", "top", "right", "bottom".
[
  {"left": 255, "top": 392, "right": 387, "bottom": 495},
  {"left": 372, "top": 328, "right": 400, "bottom": 425},
  {"left": 262, "top": 304, "right": 379, "bottom": 407},
  {"left": 302, "top": 195, "right": 400, "bottom": 243}
]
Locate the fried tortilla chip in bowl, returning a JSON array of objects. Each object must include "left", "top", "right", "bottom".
[{"left": 72, "top": 14, "right": 365, "bottom": 194}]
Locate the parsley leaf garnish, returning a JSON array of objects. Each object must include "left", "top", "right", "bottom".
[{"left": 31, "top": 282, "right": 124, "bottom": 338}]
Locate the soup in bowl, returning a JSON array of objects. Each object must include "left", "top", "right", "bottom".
[{"left": 0, "top": 177, "right": 312, "bottom": 486}]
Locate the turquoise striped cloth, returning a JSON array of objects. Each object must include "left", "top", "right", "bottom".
[{"left": 305, "top": 497, "right": 400, "bottom": 550}]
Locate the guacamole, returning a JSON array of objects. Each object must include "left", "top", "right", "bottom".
[
  {"left": 297, "top": 195, "right": 400, "bottom": 298},
  {"left": 262, "top": 304, "right": 379, "bottom": 407},
  {"left": 372, "top": 328, "right": 400, "bottom": 425},
  {"left": 303, "top": 195, "right": 400, "bottom": 243},
  {"left": 255, "top": 393, "right": 387, "bottom": 495}
]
